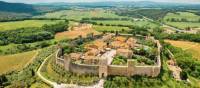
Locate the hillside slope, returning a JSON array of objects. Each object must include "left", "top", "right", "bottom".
[{"left": 0, "top": 1, "right": 36, "bottom": 13}]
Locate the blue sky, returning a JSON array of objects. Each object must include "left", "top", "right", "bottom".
[{"left": 0, "top": 0, "right": 200, "bottom": 4}]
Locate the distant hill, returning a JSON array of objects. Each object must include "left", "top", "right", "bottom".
[
  {"left": 0, "top": 1, "right": 200, "bottom": 21},
  {"left": 39, "top": 1, "right": 200, "bottom": 9},
  {"left": 0, "top": 1, "right": 36, "bottom": 21},
  {"left": 0, "top": 1, "right": 69, "bottom": 21},
  {"left": 0, "top": 1, "right": 36, "bottom": 13}
]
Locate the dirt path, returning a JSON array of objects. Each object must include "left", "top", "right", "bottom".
[
  {"left": 36, "top": 53, "right": 56, "bottom": 86},
  {"left": 24, "top": 50, "right": 40, "bottom": 68}
]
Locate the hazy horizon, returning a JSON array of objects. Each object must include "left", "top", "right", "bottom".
[{"left": 0, "top": 0, "right": 200, "bottom": 4}]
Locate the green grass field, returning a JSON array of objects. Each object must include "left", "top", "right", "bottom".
[
  {"left": 132, "top": 20, "right": 159, "bottom": 28},
  {"left": 35, "top": 9, "right": 126, "bottom": 21},
  {"left": 164, "top": 12, "right": 200, "bottom": 21},
  {"left": 165, "top": 22, "right": 200, "bottom": 29},
  {"left": 0, "top": 50, "right": 37, "bottom": 74},
  {"left": 164, "top": 12, "right": 200, "bottom": 29},
  {"left": 0, "top": 20, "right": 63, "bottom": 31},
  {"left": 93, "top": 25, "right": 130, "bottom": 32},
  {"left": 94, "top": 20, "right": 133, "bottom": 25}
]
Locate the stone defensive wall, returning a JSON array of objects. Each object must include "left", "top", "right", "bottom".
[
  {"left": 55, "top": 49, "right": 65, "bottom": 66},
  {"left": 107, "top": 65, "right": 160, "bottom": 77},
  {"left": 69, "top": 62, "right": 99, "bottom": 75},
  {"left": 107, "top": 65, "right": 128, "bottom": 76},
  {"left": 133, "top": 65, "right": 160, "bottom": 77},
  {"left": 107, "top": 40, "right": 161, "bottom": 77},
  {"left": 55, "top": 36, "right": 162, "bottom": 77},
  {"left": 56, "top": 51, "right": 99, "bottom": 75}
]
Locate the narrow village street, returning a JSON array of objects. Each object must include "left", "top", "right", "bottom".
[{"left": 101, "top": 49, "right": 116, "bottom": 65}]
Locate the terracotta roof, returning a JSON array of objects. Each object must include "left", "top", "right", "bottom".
[
  {"left": 117, "top": 49, "right": 132, "bottom": 53},
  {"left": 126, "top": 38, "right": 136, "bottom": 48},
  {"left": 83, "top": 56, "right": 97, "bottom": 60},
  {"left": 85, "top": 40, "right": 106, "bottom": 50},
  {"left": 93, "top": 40, "right": 106, "bottom": 49},
  {"left": 111, "top": 41, "right": 129, "bottom": 49},
  {"left": 114, "top": 36, "right": 126, "bottom": 42},
  {"left": 101, "top": 34, "right": 113, "bottom": 41},
  {"left": 116, "top": 48, "right": 133, "bottom": 58},
  {"left": 127, "top": 38, "right": 136, "bottom": 43},
  {"left": 85, "top": 49, "right": 100, "bottom": 56},
  {"left": 85, "top": 44, "right": 99, "bottom": 50}
]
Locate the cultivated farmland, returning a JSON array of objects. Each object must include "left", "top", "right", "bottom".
[
  {"left": 55, "top": 24, "right": 100, "bottom": 41},
  {"left": 0, "top": 50, "right": 37, "bottom": 74},
  {"left": 35, "top": 9, "right": 125, "bottom": 21},
  {"left": 93, "top": 25, "right": 130, "bottom": 32},
  {"left": 164, "top": 12, "right": 200, "bottom": 21},
  {"left": 165, "top": 40, "right": 200, "bottom": 60},
  {"left": 0, "top": 20, "right": 63, "bottom": 31},
  {"left": 164, "top": 12, "right": 200, "bottom": 30}
]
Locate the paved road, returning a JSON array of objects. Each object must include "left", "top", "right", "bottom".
[
  {"left": 162, "top": 24, "right": 185, "bottom": 33},
  {"left": 162, "top": 23, "right": 198, "bottom": 34}
]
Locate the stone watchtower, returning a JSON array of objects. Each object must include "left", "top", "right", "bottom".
[
  {"left": 64, "top": 54, "right": 71, "bottom": 71},
  {"left": 127, "top": 59, "right": 136, "bottom": 76},
  {"left": 99, "top": 58, "right": 108, "bottom": 78}
]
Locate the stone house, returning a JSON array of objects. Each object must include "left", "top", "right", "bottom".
[
  {"left": 84, "top": 49, "right": 100, "bottom": 56},
  {"left": 111, "top": 41, "right": 130, "bottom": 49},
  {"left": 114, "top": 36, "right": 126, "bottom": 42},
  {"left": 126, "top": 38, "right": 136, "bottom": 49},
  {"left": 116, "top": 49, "right": 133, "bottom": 58},
  {"left": 82, "top": 49, "right": 101, "bottom": 64},
  {"left": 101, "top": 34, "right": 113, "bottom": 42}
]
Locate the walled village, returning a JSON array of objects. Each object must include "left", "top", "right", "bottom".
[{"left": 56, "top": 24, "right": 162, "bottom": 78}]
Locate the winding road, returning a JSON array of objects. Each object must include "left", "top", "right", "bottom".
[{"left": 36, "top": 53, "right": 57, "bottom": 86}]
